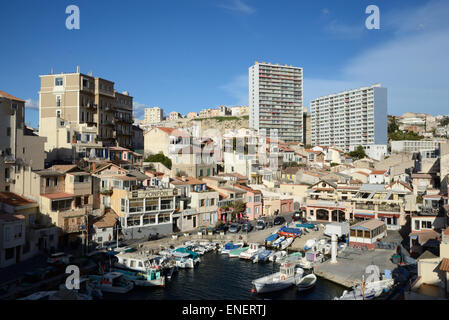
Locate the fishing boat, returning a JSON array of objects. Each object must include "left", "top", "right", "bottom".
[
  {"left": 252, "top": 250, "right": 272, "bottom": 263},
  {"left": 252, "top": 263, "right": 304, "bottom": 294},
  {"left": 280, "top": 237, "right": 294, "bottom": 250},
  {"left": 296, "top": 273, "right": 317, "bottom": 291},
  {"left": 276, "top": 251, "right": 303, "bottom": 265},
  {"left": 109, "top": 267, "right": 165, "bottom": 287},
  {"left": 304, "top": 238, "right": 317, "bottom": 251},
  {"left": 240, "top": 243, "right": 265, "bottom": 260},
  {"left": 268, "top": 250, "right": 287, "bottom": 262},
  {"left": 173, "top": 247, "right": 200, "bottom": 268},
  {"left": 335, "top": 278, "right": 395, "bottom": 300},
  {"left": 229, "top": 246, "right": 249, "bottom": 258},
  {"left": 221, "top": 242, "right": 244, "bottom": 255},
  {"left": 88, "top": 272, "right": 134, "bottom": 293},
  {"left": 271, "top": 236, "right": 286, "bottom": 248},
  {"left": 115, "top": 252, "right": 157, "bottom": 273}
]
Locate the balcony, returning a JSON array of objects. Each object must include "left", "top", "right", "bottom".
[
  {"left": 355, "top": 203, "right": 375, "bottom": 210},
  {"left": 5, "top": 178, "right": 15, "bottom": 184},
  {"left": 378, "top": 204, "right": 401, "bottom": 213},
  {"left": 100, "top": 188, "right": 113, "bottom": 196},
  {"left": 103, "top": 120, "right": 114, "bottom": 127},
  {"left": 3, "top": 155, "right": 15, "bottom": 164},
  {"left": 85, "top": 103, "right": 97, "bottom": 110},
  {"left": 62, "top": 224, "right": 86, "bottom": 233}
]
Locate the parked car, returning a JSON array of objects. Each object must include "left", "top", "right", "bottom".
[
  {"left": 228, "top": 223, "right": 241, "bottom": 233},
  {"left": 242, "top": 222, "right": 253, "bottom": 232},
  {"left": 273, "top": 216, "right": 286, "bottom": 225},
  {"left": 214, "top": 223, "right": 228, "bottom": 233},
  {"left": 47, "top": 252, "right": 72, "bottom": 266},
  {"left": 256, "top": 220, "right": 266, "bottom": 230}
]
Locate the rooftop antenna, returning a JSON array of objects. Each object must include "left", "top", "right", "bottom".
[
  {"left": 89, "top": 71, "right": 93, "bottom": 77},
  {"left": 76, "top": 65, "right": 80, "bottom": 73},
  {"left": 51, "top": 67, "right": 54, "bottom": 75}
]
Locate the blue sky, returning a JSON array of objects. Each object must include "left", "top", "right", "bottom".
[{"left": 0, "top": 0, "right": 448, "bottom": 128}]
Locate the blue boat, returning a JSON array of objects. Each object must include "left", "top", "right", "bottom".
[
  {"left": 252, "top": 249, "right": 272, "bottom": 263},
  {"left": 221, "top": 242, "right": 244, "bottom": 255},
  {"left": 265, "top": 234, "right": 278, "bottom": 246},
  {"left": 278, "top": 226, "right": 302, "bottom": 238}
]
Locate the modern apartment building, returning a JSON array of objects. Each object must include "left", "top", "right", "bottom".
[
  {"left": 249, "top": 61, "right": 304, "bottom": 142},
  {"left": 391, "top": 140, "right": 441, "bottom": 154},
  {"left": 144, "top": 107, "right": 164, "bottom": 124},
  {"left": 310, "top": 84, "right": 388, "bottom": 152},
  {"left": 39, "top": 68, "right": 134, "bottom": 160}
]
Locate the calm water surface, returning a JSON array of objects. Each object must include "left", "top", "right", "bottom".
[{"left": 104, "top": 252, "right": 345, "bottom": 300}]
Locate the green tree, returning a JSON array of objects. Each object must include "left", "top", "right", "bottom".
[
  {"left": 144, "top": 152, "right": 172, "bottom": 169},
  {"left": 348, "top": 146, "right": 367, "bottom": 160}
]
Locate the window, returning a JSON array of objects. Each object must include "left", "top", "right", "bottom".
[
  {"left": 46, "top": 178, "right": 50, "bottom": 187},
  {"left": 54, "top": 177, "right": 58, "bottom": 186},
  {"left": 4, "top": 227, "right": 11, "bottom": 241},
  {"left": 6, "top": 127, "right": 11, "bottom": 136},
  {"left": 5, "top": 168, "right": 9, "bottom": 179},
  {"left": 57, "top": 110, "right": 61, "bottom": 118},
  {"left": 81, "top": 112, "right": 84, "bottom": 122},
  {"left": 5, "top": 248, "right": 14, "bottom": 260},
  {"left": 29, "top": 214, "right": 34, "bottom": 226},
  {"left": 55, "top": 77, "right": 63, "bottom": 86},
  {"left": 56, "top": 96, "right": 61, "bottom": 107}
]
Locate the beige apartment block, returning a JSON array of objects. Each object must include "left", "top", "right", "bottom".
[
  {"left": 144, "top": 107, "right": 164, "bottom": 124},
  {"left": 0, "top": 91, "right": 46, "bottom": 194},
  {"left": 38, "top": 68, "right": 134, "bottom": 160}
]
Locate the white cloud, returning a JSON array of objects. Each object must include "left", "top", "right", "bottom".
[
  {"left": 133, "top": 101, "right": 147, "bottom": 120},
  {"left": 24, "top": 98, "right": 39, "bottom": 109},
  {"left": 218, "top": 0, "right": 255, "bottom": 14},
  {"left": 219, "top": 74, "right": 248, "bottom": 106},
  {"left": 307, "top": 0, "right": 449, "bottom": 115}
]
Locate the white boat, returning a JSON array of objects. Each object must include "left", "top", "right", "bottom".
[
  {"left": 276, "top": 251, "right": 303, "bottom": 265},
  {"left": 272, "top": 236, "right": 285, "bottom": 248},
  {"left": 229, "top": 246, "right": 249, "bottom": 258},
  {"left": 335, "top": 278, "right": 395, "bottom": 300},
  {"left": 268, "top": 250, "right": 287, "bottom": 262},
  {"left": 280, "top": 237, "right": 294, "bottom": 250},
  {"left": 240, "top": 243, "right": 265, "bottom": 260},
  {"left": 252, "top": 250, "right": 272, "bottom": 263},
  {"left": 252, "top": 263, "right": 304, "bottom": 294},
  {"left": 296, "top": 274, "right": 317, "bottom": 291},
  {"left": 338, "top": 242, "right": 348, "bottom": 253},
  {"left": 304, "top": 238, "right": 317, "bottom": 251},
  {"left": 115, "top": 252, "right": 156, "bottom": 273},
  {"left": 88, "top": 272, "right": 134, "bottom": 293}
]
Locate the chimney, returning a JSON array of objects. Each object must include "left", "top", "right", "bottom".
[
  {"left": 76, "top": 65, "right": 80, "bottom": 73},
  {"left": 92, "top": 161, "right": 97, "bottom": 172}
]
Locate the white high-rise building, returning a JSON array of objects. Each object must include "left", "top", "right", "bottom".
[
  {"left": 310, "top": 84, "right": 388, "bottom": 152},
  {"left": 249, "top": 61, "right": 303, "bottom": 142}
]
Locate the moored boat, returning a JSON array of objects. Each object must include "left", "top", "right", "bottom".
[
  {"left": 240, "top": 243, "right": 265, "bottom": 260},
  {"left": 280, "top": 237, "right": 294, "bottom": 250},
  {"left": 268, "top": 250, "right": 287, "bottom": 262},
  {"left": 252, "top": 263, "right": 304, "bottom": 294},
  {"left": 304, "top": 238, "right": 317, "bottom": 251},
  {"left": 88, "top": 272, "right": 134, "bottom": 294},
  {"left": 334, "top": 278, "right": 395, "bottom": 300},
  {"left": 109, "top": 267, "right": 165, "bottom": 287},
  {"left": 296, "top": 273, "right": 317, "bottom": 291},
  {"left": 229, "top": 246, "right": 249, "bottom": 258},
  {"left": 221, "top": 242, "right": 244, "bottom": 255},
  {"left": 252, "top": 249, "right": 272, "bottom": 263}
]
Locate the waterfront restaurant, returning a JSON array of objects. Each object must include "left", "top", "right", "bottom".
[{"left": 349, "top": 219, "right": 387, "bottom": 250}]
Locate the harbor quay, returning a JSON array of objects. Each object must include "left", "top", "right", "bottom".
[{"left": 314, "top": 248, "right": 398, "bottom": 288}]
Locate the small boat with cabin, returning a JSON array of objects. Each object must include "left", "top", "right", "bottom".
[
  {"left": 229, "top": 246, "right": 249, "bottom": 258},
  {"left": 88, "top": 272, "right": 134, "bottom": 294},
  {"left": 252, "top": 263, "right": 304, "bottom": 294},
  {"left": 240, "top": 243, "right": 265, "bottom": 260},
  {"left": 221, "top": 242, "right": 244, "bottom": 255},
  {"left": 296, "top": 273, "right": 317, "bottom": 291}
]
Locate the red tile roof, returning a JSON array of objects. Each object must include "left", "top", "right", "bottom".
[
  {"left": 0, "top": 192, "right": 36, "bottom": 207},
  {"left": 40, "top": 192, "right": 75, "bottom": 200},
  {"left": 371, "top": 170, "right": 387, "bottom": 175},
  {"left": 0, "top": 90, "right": 25, "bottom": 102}
]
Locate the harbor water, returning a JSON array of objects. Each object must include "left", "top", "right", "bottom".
[{"left": 103, "top": 252, "right": 345, "bottom": 300}]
